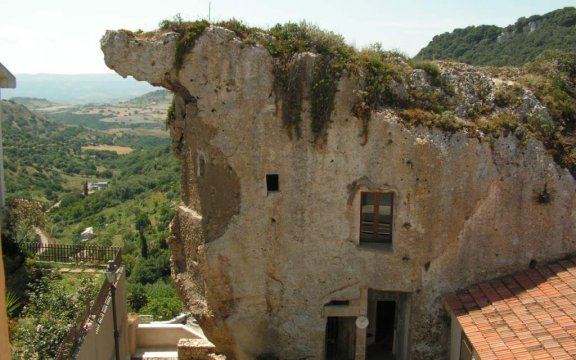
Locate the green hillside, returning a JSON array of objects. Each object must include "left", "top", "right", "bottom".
[
  {"left": 415, "top": 7, "right": 576, "bottom": 66},
  {"left": 1, "top": 100, "right": 113, "bottom": 201}
]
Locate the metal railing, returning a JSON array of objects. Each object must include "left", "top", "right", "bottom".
[{"left": 20, "top": 243, "right": 120, "bottom": 267}]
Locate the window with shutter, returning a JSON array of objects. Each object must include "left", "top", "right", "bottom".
[{"left": 360, "top": 192, "right": 393, "bottom": 244}]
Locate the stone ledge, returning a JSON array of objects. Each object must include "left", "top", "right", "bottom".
[{"left": 177, "top": 338, "right": 217, "bottom": 360}]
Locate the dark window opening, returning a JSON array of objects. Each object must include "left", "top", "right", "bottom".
[
  {"left": 266, "top": 174, "right": 279, "bottom": 192},
  {"left": 360, "top": 192, "right": 393, "bottom": 244}
]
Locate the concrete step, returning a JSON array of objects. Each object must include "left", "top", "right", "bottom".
[{"left": 132, "top": 347, "right": 178, "bottom": 360}]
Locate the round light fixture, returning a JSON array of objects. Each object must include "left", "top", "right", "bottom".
[{"left": 356, "top": 316, "right": 369, "bottom": 329}]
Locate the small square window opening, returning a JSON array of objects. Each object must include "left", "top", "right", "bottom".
[{"left": 266, "top": 174, "right": 279, "bottom": 192}]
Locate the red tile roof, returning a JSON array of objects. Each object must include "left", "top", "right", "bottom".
[{"left": 445, "top": 258, "right": 576, "bottom": 360}]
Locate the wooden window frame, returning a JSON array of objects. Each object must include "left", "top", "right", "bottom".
[{"left": 359, "top": 192, "right": 394, "bottom": 245}]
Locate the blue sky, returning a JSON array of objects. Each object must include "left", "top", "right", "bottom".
[{"left": 1, "top": 0, "right": 574, "bottom": 74}]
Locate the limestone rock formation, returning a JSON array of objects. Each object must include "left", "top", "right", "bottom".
[{"left": 102, "top": 25, "right": 576, "bottom": 360}]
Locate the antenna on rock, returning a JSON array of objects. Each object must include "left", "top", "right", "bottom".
[{"left": 209, "top": 1, "right": 211, "bottom": 23}]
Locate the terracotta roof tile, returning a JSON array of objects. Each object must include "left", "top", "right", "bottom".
[{"left": 445, "top": 256, "right": 576, "bottom": 358}]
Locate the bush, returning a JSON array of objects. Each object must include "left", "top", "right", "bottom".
[
  {"left": 127, "top": 283, "right": 148, "bottom": 312},
  {"left": 410, "top": 60, "right": 442, "bottom": 86},
  {"left": 140, "top": 297, "right": 182, "bottom": 321},
  {"left": 10, "top": 274, "right": 98, "bottom": 359},
  {"left": 479, "top": 112, "right": 519, "bottom": 136},
  {"left": 398, "top": 108, "right": 438, "bottom": 127},
  {"left": 130, "top": 259, "right": 158, "bottom": 285},
  {"left": 493, "top": 85, "right": 523, "bottom": 108}
]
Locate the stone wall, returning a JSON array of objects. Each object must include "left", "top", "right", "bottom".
[{"left": 102, "top": 26, "right": 576, "bottom": 359}]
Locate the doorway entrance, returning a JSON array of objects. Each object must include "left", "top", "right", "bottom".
[
  {"left": 366, "top": 291, "right": 408, "bottom": 360},
  {"left": 325, "top": 317, "right": 356, "bottom": 360}
]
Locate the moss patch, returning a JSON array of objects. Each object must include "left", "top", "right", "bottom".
[
  {"left": 310, "top": 55, "right": 343, "bottom": 141},
  {"left": 165, "top": 96, "right": 176, "bottom": 129},
  {"left": 266, "top": 22, "right": 354, "bottom": 141},
  {"left": 398, "top": 109, "right": 464, "bottom": 133},
  {"left": 273, "top": 59, "right": 306, "bottom": 139}
]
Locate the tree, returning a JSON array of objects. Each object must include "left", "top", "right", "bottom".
[
  {"left": 135, "top": 214, "right": 151, "bottom": 233},
  {"left": 139, "top": 231, "right": 148, "bottom": 259},
  {"left": 4, "top": 199, "right": 47, "bottom": 245},
  {"left": 127, "top": 283, "right": 148, "bottom": 312},
  {"left": 140, "top": 297, "right": 182, "bottom": 321},
  {"left": 135, "top": 214, "right": 151, "bottom": 258}
]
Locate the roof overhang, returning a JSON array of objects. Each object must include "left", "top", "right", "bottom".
[{"left": 0, "top": 63, "right": 16, "bottom": 88}]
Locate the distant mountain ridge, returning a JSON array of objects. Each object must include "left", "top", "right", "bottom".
[
  {"left": 4, "top": 73, "right": 158, "bottom": 104},
  {"left": 10, "top": 97, "right": 55, "bottom": 109},
  {"left": 415, "top": 7, "right": 576, "bottom": 66}
]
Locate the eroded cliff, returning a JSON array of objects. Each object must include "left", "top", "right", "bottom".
[{"left": 101, "top": 22, "right": 576, "bottom": 360}]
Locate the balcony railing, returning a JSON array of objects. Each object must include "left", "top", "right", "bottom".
[{"left": 20, "top": 243, "right": 120, "bottom": 267}]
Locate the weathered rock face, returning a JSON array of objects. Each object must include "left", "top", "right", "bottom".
[{"left": 102, "top": 26, "right": 576, "bottom": 359}]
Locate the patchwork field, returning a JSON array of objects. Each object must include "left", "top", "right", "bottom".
[{"left": 81, "top": 145, "right": 134, "bottom": 154}]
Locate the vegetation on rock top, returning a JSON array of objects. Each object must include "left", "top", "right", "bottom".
[
  {"left": 151, "top": 16, "right": 576, "bottom": 176},
  {"left": 153, "top": 17, "right": 457, "bottom": 142},
  {"left": 161, "top": 17, "right": 210, "bottom": 70},
  {"left": 511, "top": 50, "right": 576, "bottom": 174}
]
